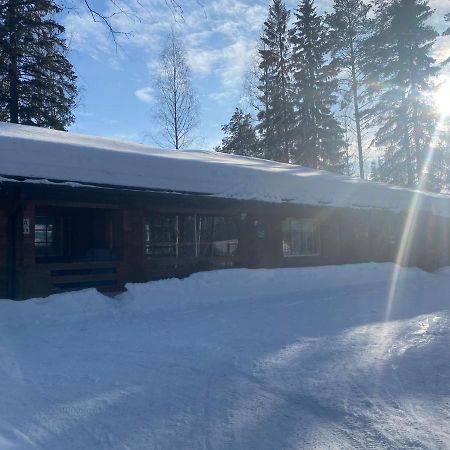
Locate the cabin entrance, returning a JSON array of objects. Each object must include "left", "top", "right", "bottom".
[
  {"left": 34, "top": 206, "right": 123, "bottom": 263},
  {"left": 30, "top": 206, "right": 124, "bottom": 293}
]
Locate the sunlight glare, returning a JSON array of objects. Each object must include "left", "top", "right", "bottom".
[
  {"left": 434, "top": 77, "right": 450, "bottom": 118},
  {"left": 384, "top": 93, "right": 448, "bottom": 323}
]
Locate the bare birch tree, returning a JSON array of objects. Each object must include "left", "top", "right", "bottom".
[{"left": 154, "top": 31, "right": 199, "bottom": 149}]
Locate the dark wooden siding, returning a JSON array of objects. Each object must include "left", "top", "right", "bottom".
[
  {"left": 0, "top": 207, "right": 8, "bottom": 298},
  {"left": 0, "top": 182, "right": 448, "bottom": 299}
]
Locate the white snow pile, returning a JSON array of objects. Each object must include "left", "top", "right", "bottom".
[
  {"left": 1, "top": 122, "right": 450, "bottom": 218},
  {"left": 0, "top": 263, "right": 449, "bottom": 449}
]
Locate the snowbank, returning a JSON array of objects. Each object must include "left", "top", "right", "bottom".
[
  {"left": 0, "top": 263, "right": 449, "bottom": 449},
  {"left": 1, "top": 122, "right": 450, "bottom": 218}
]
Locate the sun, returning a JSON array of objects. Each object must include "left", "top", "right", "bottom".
[{"left": 434, "top": 76, "right": 450, "bottom": 118}]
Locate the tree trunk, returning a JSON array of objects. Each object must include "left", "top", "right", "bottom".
[
  {"left": 7, "top": 0, "right": 19, "bottom": 124},
  {"left": 403, "top": 121, "right": 414, "bottom": 187},
  {"left": 349, "top": 35, "right": 364, "bottom": 179}
]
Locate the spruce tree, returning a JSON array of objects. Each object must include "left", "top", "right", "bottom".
[
  {"left": 256, "top": 0, "right": 293, "bottom": 163},
  {"left": 370, "top": 146, "right": 407, "bottom": 185},
  {"left": 0, "top": 0, "right": 77, "bottom": 129},
  {"left": 428, "top": 118, "right": 450, "bottom": 192},
  {"left": 326, "top": 0, "right": 372, "bottom": 179},
  {"left": 370, "top": 158, "right": 380, "bottom": 181},
  {"left": 341, "top": 108, "right": 356, "bottom": 176},
  {"left": 444, "top": 13, "right": 450, "bottom": 65},
  {"left": 216, "top": 108, "right": 260, "bottom": 157},
  {"left": 364, "top": 0, "right": 439, "bottom": 187},
  {"left": 290, "top": 0, "right": 345, "bottom": 172}
]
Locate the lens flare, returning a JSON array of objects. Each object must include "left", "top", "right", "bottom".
[
  {"left": 384, "top": 99, "right": 446, "bottom": 322},
  {"left": 434, "top": 77, "right": 450, "bottom": 119}
]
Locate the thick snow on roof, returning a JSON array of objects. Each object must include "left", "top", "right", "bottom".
[{"left": 1, "top": 122, "right": 449, "bottom": 218}]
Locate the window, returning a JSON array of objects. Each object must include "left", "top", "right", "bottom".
[
  {"left": 197, "top": 215, "right": 239, "bottom": 257},
  {"left": 282, "top": 218, "right": 320, "bottom": 257},
  {"left": 144, "top": 214, "right": 196, "bottom": 257},
  {"left": 144, "top": 213, "right": 239, "bottom": 259},
  {"left": 34, "top": 207, "right": 123, "bottom": 263},
  {"left": 34, "top": 216, "right": 62, "bottom": 258}
]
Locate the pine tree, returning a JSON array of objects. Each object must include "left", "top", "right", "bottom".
[
  {"left": 444, "top": 13, "right": 450, "bottom": 65},
  {"left": 256, "top": 0, "right": 293, "bottom": 163},
  {"left": 428, "top": 118, "right": 450, "bottom": 192},
  {"left": 364, "top": 0, "right": 439, "bottom": 187},
  {"left": 290, "top": 0, "right": 345, "bottom": 172},
  {"left": 370, "top": 146, "right": 406, "bottom": 184},
  {"left": 370, "top": 158, "right": 380, "bottom": 181},
  {"left": 215, "top": 108, "right": 260, "bottom": 157},
  {"left": 326, "top": 0, "right": 372, "bottom": 179},
  {"left": 0, "top": 0, "right": 77, "bottom": 129},
  {"left": 340, "top": 108, "right": 356, "bottom": 176}
]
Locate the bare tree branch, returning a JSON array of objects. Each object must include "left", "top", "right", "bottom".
[
  {"left": 79, "top": 0, "right": 199, "bottom": 34},
  {"left": 80, "top": 0, "right": 133, "bottom": 45}
]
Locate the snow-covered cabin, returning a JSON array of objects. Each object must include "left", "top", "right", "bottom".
[{"left": 0, "top": 122, "right": 449, "bottom": 299}]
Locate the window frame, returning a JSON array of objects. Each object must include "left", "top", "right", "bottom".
[
  {"left": 34, "top": 207, "right": 124, "bottom": 264},
  {"left": 143, "top": 212, "right": 240, "bottom": 260},
  {"left": 281, "top": 217, "right": 321, "bottom": 258},
  {"left": 34, "top": 215, "right": 64, "bottom": 259}
]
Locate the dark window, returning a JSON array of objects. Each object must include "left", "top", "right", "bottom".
[
  {"left": 34, "top": 208, "right": 123, "bottom": 263},
  {"left": 178, "top": 215, "right": 197, "bottom": 257},
  {"left": 34, "top": 216, "right": 63, "bottom": 258},
  {"left": 144, "top": 215, "right": 178, "bottom": 257},
  {"left": 144, "top": 214, "right": 239, "bottom": 258},
  {"left": 282, "top": 218, "right": 320, "bottom": 257},
  {"left": 197, "top": 215, "right": 239, "bottom": 257},
  {"left": 144, "top": 214, "right": 197, "bottom": 257}
]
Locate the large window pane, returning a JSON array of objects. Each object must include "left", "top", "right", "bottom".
[
  {"left": 144, "top": 215, "right": 178, "bottom": 257},
  {"left": 282, "top": 218, "right": 320, "bottom": 257},
  {"left": 144, "top": 213, "right": 239, "bottom": 259},
  {"left": 144, "top": 214, "right": 197, "bottom": 257},
  {"left": 198, "top": 215, "right": 239, "bottom": 257},
  {"left": 34, "top": 216, "right": 62, "bottom": 258},
  {"left": 35, "top": 208, "right": 123, "bottom": 263},
  {"left": 178, "top": 215, "right": 196, "bottom": 257},
  {"left": 197, "top": 216, "right": 215, "bottom": 256}
]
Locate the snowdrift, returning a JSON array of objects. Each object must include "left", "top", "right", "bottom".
[{"left": 0, "top": 263, "right": 449, "bottom": 449}]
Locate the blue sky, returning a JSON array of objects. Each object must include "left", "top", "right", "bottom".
[{"left": 63, "top": 0, "right": 450, "bottom": 150}]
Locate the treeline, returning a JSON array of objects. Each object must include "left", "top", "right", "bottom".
[{"left": 216, "top": 0, "right": 450, "bottom": 192}]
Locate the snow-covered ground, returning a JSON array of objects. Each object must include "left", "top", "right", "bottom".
[{"left": 0, "top": 263, "right": 449, "bottom": 449}]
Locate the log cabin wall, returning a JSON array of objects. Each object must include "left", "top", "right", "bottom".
[
  {"left": 0, "top": 182, "right": 448, "bottom": 299},
  {"left": 0, "top": 207, "right": 8, "bottom": 298},
  {"left": 420, "top": 214, "right": 450, "bottom": 270}
]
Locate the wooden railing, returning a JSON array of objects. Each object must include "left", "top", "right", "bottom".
[{"left": 30, "top": 261, "right": 122, "bottom": 294}]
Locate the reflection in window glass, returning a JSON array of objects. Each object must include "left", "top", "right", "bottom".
[
  {"left": 144, "top": 214, "right": 239, "bottom": 258},
  {"left": 145, "top": 215, "right": 179, "bottom": 257},
  {"left": 179, "top": 215, "right": 196, "bottom": 257},
  {"left": 197, "top": 215, "right": 239, "bottom": 257},
  {"left": 282, "top": 218, "right": 320, "bottom": 257},
  {"left": 34, "top": 216, "right": 61, "bottom": 257}
]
